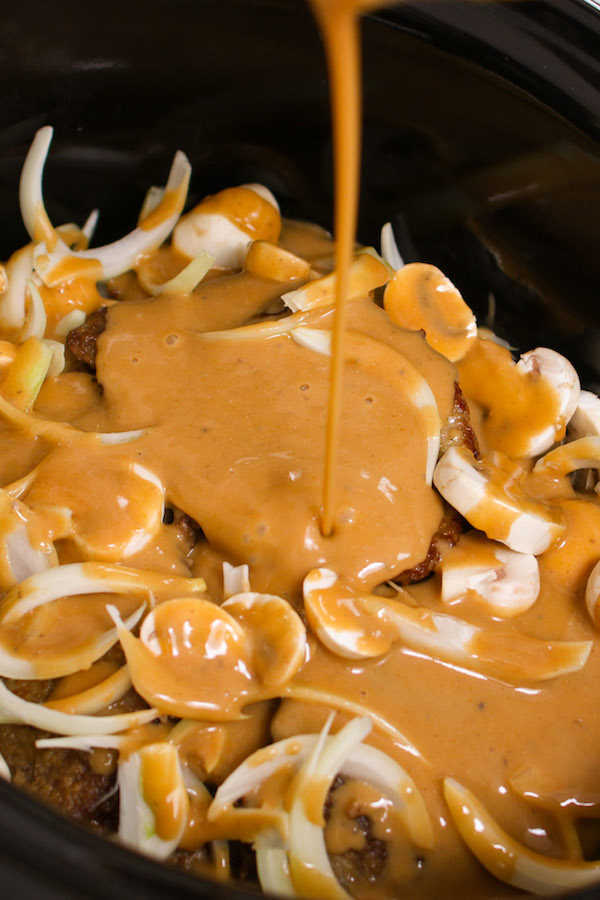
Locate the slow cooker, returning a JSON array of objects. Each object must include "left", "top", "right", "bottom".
[{"left": 0, "top": 0, "right": 599, "bottom": 896}]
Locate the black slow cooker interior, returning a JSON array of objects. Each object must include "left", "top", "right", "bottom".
[{"left": 0, "top": 0, "right": 599, "bottom": 896}]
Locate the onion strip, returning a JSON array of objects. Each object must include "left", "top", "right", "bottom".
[{"left": 0, "top": 678, "right": 157, "bottom": 735}]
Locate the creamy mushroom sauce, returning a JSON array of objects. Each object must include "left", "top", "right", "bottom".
[{"left": 0, "top": 1, "right": 599, "bottom": 898}]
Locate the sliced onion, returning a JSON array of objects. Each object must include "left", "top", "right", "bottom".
[
  {"left": 21, "top": 278, "right": 47, "bottom": 341},
  {"left": 45, "top": 664, "right": 132, "bottom": 714},
  {"left": 0, "top": 561, "right": 206, "bottom": 625},
  {"left": 0, "top": 244, "right": 34, "bottom": 332},
  {"left": 43, "top": 339, "right": 66, "bottom": 377},
  {"left": 282, "top": 684, "right": 421, "bottom": 759},
  {"left": 0, "top": 605, "right": 144, "bottom": 680},
  {"left": 118, "top": 742, "right": 189, "bottom": 860},
  {"left": 0, "top": 336, "right": 53, "bottom": 412},
  {"left": 222, "top": 562, "right": 250, "bottom": 599},
  {"left": 444, "top": 777, "right": 600, "bottom": 895},
  {"left": 0, "top": 677, "right": 157, "bottom": 735},
  {"left": 35, "top": 734, "right": 128, "bottom": 751},
  {"left": 212, "top": 725, "right": 432, "bottom": 849},
  {"left": 287, "top": 717, "right": 368, "bottom": 899},
  {"left": 54, "top": 309, "right": 87, "bottom": 339},
  {"left": 380, "top": 222, "right": 404, "bottom": 271},
  {"left": 24, "top": 126, "right": 191, "bottom": 285},
  {"left": 149, "top": 250, "right": 214, "bottom": 295}
]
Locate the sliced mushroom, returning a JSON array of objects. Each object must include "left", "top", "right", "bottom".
[
  {"left": 434, "top": 445, "right": 565, "bottom": 555},
  {"left": 569, "top": 390, "right": 600, "bottom": 439},
  {"left": 383, "top": 263, "right": 477, "bottom": 363},
  {"left": 457, "top": 340, "right": 580, "bottom": 458},
  {"left": 440, "top": 532, "right": 540, "bottom": 618},
  {"left": 516, "top": 348, "right": 580, "bottom": 455},
  {"left": 172, "top": 184, "right": 281, "bottom": 269},
  {"left": 112, "top": 592, "right": 306, "bottom": 719},
  {"left": 302, "top": 568, "right": 589, "bottom": 683},
  {"left": 534, "top": 435, "right": 600, "bottom": 486}
]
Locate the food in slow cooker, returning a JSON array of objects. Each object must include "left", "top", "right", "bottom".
[{"left": 0, "top": 125, "right": 600, "bottom": 899}]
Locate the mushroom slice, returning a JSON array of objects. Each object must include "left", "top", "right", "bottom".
[
  {"left": 118, "top": 742, "right": 189, "bottom": 861},
  {"left": 443, "top": 777, "right": 600, "bottom": 895},
  {"left": 434, "top": 445, "right": 565, "bottom": 555},
  {"left": 458, "top": 340, "right": 580, "bottom": 458},
  {"left": 303, "top": 569, "right": 590, "bottom": 683},
  {"left": 244, "top": 240, "right": 311, "bottom": 284},
  {"left": 111, "top": 598, "right": 254, "bottom": 719},
  {"left": 172, "top": 184, "right": 281, "bottom": 269},
  {"left": 0, "top": 677, "right": 157, "bottom": 735},
  {"left": 516, "top": 348, "right": 580, "bottom": 455},
  {"left": 569, "top": 390, "right": 600, "bottom": 439},
  {"left": 23, "top": 127, "right": 191, "bottom": 285},
  {"left": 303, "top": 568, "right": 396, "bottom": 659},
  {"left": 221, "top": 593, "right": 306, "bottom": 687},
  {"left": 440, "top": 532, "right": 540, "bottom": 618},
  {"left": 534, "top": 436, "right": 600, "bottom": 485},
  {"left": 282, "top": 251, "right": 389, "bottom": 313},
  {"left": 383, "top": 263, "right": 477, "bottom": 363},
  {"left": 114, "top": 592, "right": 305, "bottom": 718}
]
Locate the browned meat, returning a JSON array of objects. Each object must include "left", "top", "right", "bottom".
[
  {"left": 0, "top": 679, "right": 117, "bottom": 832},
  {"left": 394, "top": 382, "right": 476, "bottom": 586},
  {"left": 395, "top": 513, "right": 462, "bottom": 586},
  {"left": 66, "top": 306, "right": 108, "bottom": 370},
  {"left": 326, "top": 776, "right": 387, "bottom": 889},
  {"left": 440, "top": 382, "right": 479, "bottom": 458}
]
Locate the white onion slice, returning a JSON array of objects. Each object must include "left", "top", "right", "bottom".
[
  {"left": 0, "top": 606, "right": 143, "bottom": 680},
  {"left": 0, "top": 244, "right": 34, "bottom": 332},
  {"left": 0, "top": 561, "right": 206, "bottom": 625},
  {"left": 287, "top": 717, "right": 369, "bottom": 900},
  {"left": 0, "top": 677, "right": 157, "bottom": 735},
  {"left": 35, "top": 734, "right": 128, "bottom": 751},
  {"left": 22, "top": 127, "right": 191, "bottom": 285},
  {"left": 444, "top": 777, "right": 600, "bottom": 895},
  {"left": 21, "top": 278, "right": 47, "bottom": 341},
  {"left": 118, "top": 742, "right": 189, "bottom": 860},
  {"left": 380, "top": 222, "right": 404, "bottom": 271},
  {"left": 222, "top": 562, "right": 250, "bottom": 599}
]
